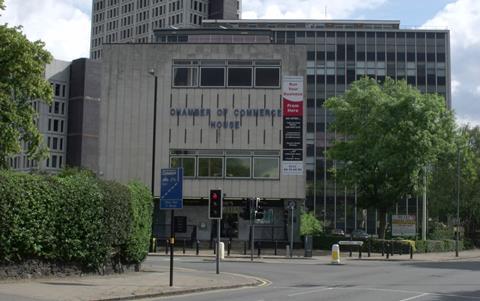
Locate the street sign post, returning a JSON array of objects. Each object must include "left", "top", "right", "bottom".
[
  {"left": 160, "top": 168, "right": 183, "bottom": 287},
  {"left": 160, "top": 168, "right": 183, "bottom": 209}
]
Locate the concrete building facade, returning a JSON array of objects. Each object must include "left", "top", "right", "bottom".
[{"left": 99, "top": 19, "right": 451, "bottom": 241}]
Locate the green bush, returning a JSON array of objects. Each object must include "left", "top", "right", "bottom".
[
  {"left": 0, "top": 172, "right": 56, "bottom": 262},
  {"left": 415, "top": 239, "right": 464, "bottom": 253},
  {"left": 0, "top": 170, "right": 153, "bottom": 269},
  {"left": 122, "top": 181, "right": 153, "bottom": 264}
]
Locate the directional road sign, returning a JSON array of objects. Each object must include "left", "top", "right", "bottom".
[{"left": 160, "top": 168, "right": 183, "bottom": 209}]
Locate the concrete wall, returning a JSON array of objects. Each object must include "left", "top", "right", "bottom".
[{"left": 99, "top": 43, "right": 307, "bottom": 201}]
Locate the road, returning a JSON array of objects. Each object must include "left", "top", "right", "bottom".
[{"left": 143, "top": 256, "right": 480, "bottom": 301}]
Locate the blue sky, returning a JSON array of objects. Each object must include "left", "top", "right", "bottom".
[{"left": 1, "top": 0, "right": 479, "bottom": 125}]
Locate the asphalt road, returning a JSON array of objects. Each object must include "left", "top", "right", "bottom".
[{"left": 143, "top": 256, "right": 480, "bottom": 301}]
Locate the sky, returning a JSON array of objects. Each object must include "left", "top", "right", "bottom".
[{"left": 0, "top": 0, "right": 479, "bottom": 126}]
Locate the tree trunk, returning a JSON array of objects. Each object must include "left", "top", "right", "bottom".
[{"left": 378, "top": 208, "right": 387, "bottom": 239}]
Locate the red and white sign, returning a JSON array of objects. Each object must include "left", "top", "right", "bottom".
[
  {"left": 282, "top": 76, "right": 304, "bottom": 117},
  {"left": 282, "top": 76, "right": 304, "bottom": 176}
]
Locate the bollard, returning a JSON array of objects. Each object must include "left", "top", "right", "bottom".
[
  {"left": 165, "top": 240, "right": 169, "bottom": 255},
  {"left": 219, "top": 242, "right": 225, "bottom": 260},
  {"left": 359, "top": 247, "right": 362, "bottom": 259},
  {"left": 227, "top": 239, "right": 231, "bottom": 256},
  {"left": 399, "top": 243, "right": 402, "bottom": 256},
  {"left": 331, "top": 244, "right": 341, "bottom": 264},
  {"left": 410, "top": 244, "right": 413, "bottom": 259},
  {"left": 368, "top": 240, "right": 371, "bottom": 257},
  {"left": 274, "top": 240, "right": 278, "bottom": 256},
  {"left": 286, "top": 245, "right": 290, "bottom": 258},
  {"left": 257, "top": 242, "right": 261, "bottom": 258},
  {"left": 386, "top": 243, "right": 390, "bottom": 259},
  {"left": 213, "top": 239, "right": 216, "bottom": 255},
  {"left": 349, "top": 246, "right": 352, "bottom": 257},
  {"left": 381, "top": 241, "right": 385, "bottom": 257},
  {"left": 391, "top": 241, "right": 394, "bottom": 257},
  {"left": 244, "top": 241, "right": 247, "bottom": 255},
  {"left": 196, "top": 240, "right": 200, "bottom": 256}
]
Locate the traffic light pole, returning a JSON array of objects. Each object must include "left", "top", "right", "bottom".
[
  {"left": 169, "top": 209, "right": 174, "bottom": 286},
  {"left": 290, "top": 206, "right": 294, "bottom": 258},
  {"left": 250, "top": 198, "right": 254, "bottom": 262},
  {"left": 216, "top": 220, "right": 220, "bottom": 274}
]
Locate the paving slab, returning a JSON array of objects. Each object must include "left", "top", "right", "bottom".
[{"left": 0, "top": 265, "right": 260, "bottom": 301}]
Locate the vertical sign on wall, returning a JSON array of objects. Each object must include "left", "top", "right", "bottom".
[{"left": 282, "top": 76, "right": 304, "bottom": 176}]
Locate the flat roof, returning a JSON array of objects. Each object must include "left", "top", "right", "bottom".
[{"left": 203, "top": 19, "right": 401, "bottom": 25}]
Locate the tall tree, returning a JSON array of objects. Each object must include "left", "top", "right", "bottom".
[
  {"left": 325, "top": 77, "right": 456, "bottom": 238},
  {"left": 429, "top": 126, "right": 480, "bottom": 238},
  {"left": 0, "top": 2, "right": 52, "bottom": 169}
]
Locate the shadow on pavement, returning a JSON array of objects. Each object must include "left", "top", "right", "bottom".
[
  {"left": 401, "top": 261, "right": 480, "bottom": 272},
  {"left": 428, "top": 289, "right": 480, "bottom": 300}
]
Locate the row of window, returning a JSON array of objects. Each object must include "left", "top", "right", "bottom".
[
  {"left": 306, "top": 50, "right": 446, "bottom": 63},
  {"left": 170, "top": 156, "right": 280, "bottom": 179},
  {"left": 47, "top": 136, "right": 65, "bottom": 151},
  {"left": 52, "top": 82, "right": 67, "bottom": 98},
  {"left": 273, "top": 31, "right": 446, "bottom": 44},
  {"left": 48, "top": 101, "right": 66, "bottom": 115},
  {"left": 9, "top": 156, "right": 38, "bottom": 169},
  {"left": 47, "top": 118, "right": 66, "bottom": 133},
  {"left": 173, "top": 66, "right": 281, "bottom": 88},
  {"left": 46, "top": 155, "right": 63, "bottom": 169}
]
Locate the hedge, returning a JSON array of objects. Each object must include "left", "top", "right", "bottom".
[{"left": 0, "top": 170, "right": 152, "bottom": 270}]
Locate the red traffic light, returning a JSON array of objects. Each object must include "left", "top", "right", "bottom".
[{"left": 211, "top": 192, "right": 219, "bottom": 201}]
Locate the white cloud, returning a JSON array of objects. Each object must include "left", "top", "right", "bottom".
[
  {"left": 242, "top": 0, "right": 387, "bottom": 19},
  {"left": 0, "top": 0, "right": 91, "bottom": 61},
  {"left": 422, "top": 0, "right": 480, "bottom": 125}
]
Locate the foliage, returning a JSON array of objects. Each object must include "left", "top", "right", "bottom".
[
  {"left": 428, "top": 222, "right": 454, "bottom": 240},
  {"left": 0, "top": 170, "right": 152, "bottom": 269},
  {"left": 122, "top": 181, "right": 153, "bottom": 264},
  {"left": 0, "top": 2, "right": 52, "bottom": 168},
  {"left": 325, "top": 77, "right": 456, "bottom": 238},
  {"left": 428, "top": 126, "right": 480, "bottom": 239},
  {"left": 415, "top": 239, "right": 463, "bottom": 253},
  {"left": 300, "top": 211, "right": 323, "bottom": 236}
]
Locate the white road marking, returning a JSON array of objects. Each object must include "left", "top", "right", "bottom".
[
  {"left": 287, "top": 287, "right": 333, "bottom": 297},
  {"left": 398, "top": 293, "right": 430, "bottom": 301}
]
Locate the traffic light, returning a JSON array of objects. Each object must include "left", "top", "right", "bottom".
[
  {"left": 255, "top": 197, "right": 265, "bottom": 219},
  {"left": 208, "top": 189, "right": 223, "bottom": 219},
  {"left": 239, "top": 198, "right": 250, "bottom": 220}
]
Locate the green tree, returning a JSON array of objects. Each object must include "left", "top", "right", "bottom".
[
  {"left": 325, "top": 77, "right": 455, "bottom": 238},
  {"left": 0, "top": 3, "right": 52, "bottom": 168},
  {"left": 300, "top": 211, "right": 323, "bottom": 236},
  {"left": 429, "top": 126, "right": 480, "bottom": 239}
]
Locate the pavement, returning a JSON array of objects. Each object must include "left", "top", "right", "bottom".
[{"left": 0, "top": 248, "right": 479, "bottom": 301}]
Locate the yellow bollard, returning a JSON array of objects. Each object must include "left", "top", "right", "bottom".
[{"left": 331, "top": 244, "right": 341, "bottom": 264}]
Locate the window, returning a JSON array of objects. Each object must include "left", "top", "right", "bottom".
[
  {"left": 53, "top": 120, "right": 59, "bottom": 132},
  {"left": 173, "top": 67, "right": 198, "bottom": 87},
  {"left": 228, "top": 68, "right": 252, "bottom": 87},
  {"left": 200, "top": 68, "right": 225, "bottom": 87},
  {"left": 170, "top": 157, "right": 195, "bottom": 177},
  {"left": 198, "top": 157, "right": 223, "bottom": 177},
  {"left": 255, "top": 67, "right": 280, "bottom": 87},
  {"left": 226, "top": 157, "right": 251, "bottom": 178},
  {"left": 253, "top": 157, "right": 279, "bottom": 178},
  {"left": 52, "top": 137, "right": 58, "bottom": 150},
  {"left": 54, "top": 102, "right": 60, "bottom": 114},
  {"left": 51, "top": 155, "right": 57, "bottom": 168},
  {"left": 55, "top": 84, "right": 61, "bottom": 96}
]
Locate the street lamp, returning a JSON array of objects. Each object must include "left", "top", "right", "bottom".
[
  {"left": 456, "top": 143, "right": 461, "bottom": 257},
  {"left": 148, "top": 69, "right": 158, "bottom": 198}
]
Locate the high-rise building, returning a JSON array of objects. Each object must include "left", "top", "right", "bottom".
[
  {"left": 98, "top": 19, "right": 451, "bottom": 240},
  {"left": 90, "top": 0, "right": 242, "bottom": 59},
  {"left": 8, "top": 58, "right": 101, "bottom": 173}
]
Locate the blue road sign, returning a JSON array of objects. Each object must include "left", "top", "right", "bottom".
[{"left": 160, "top": 168, "right": 183, "bottom": 209}]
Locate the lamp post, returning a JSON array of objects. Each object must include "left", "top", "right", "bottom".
[
  {"left": 148, "top": 69, "right": 158, "bottom": 198},
  {"left": 456, "top": 144, "right": 460, "bottom": 257}
]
